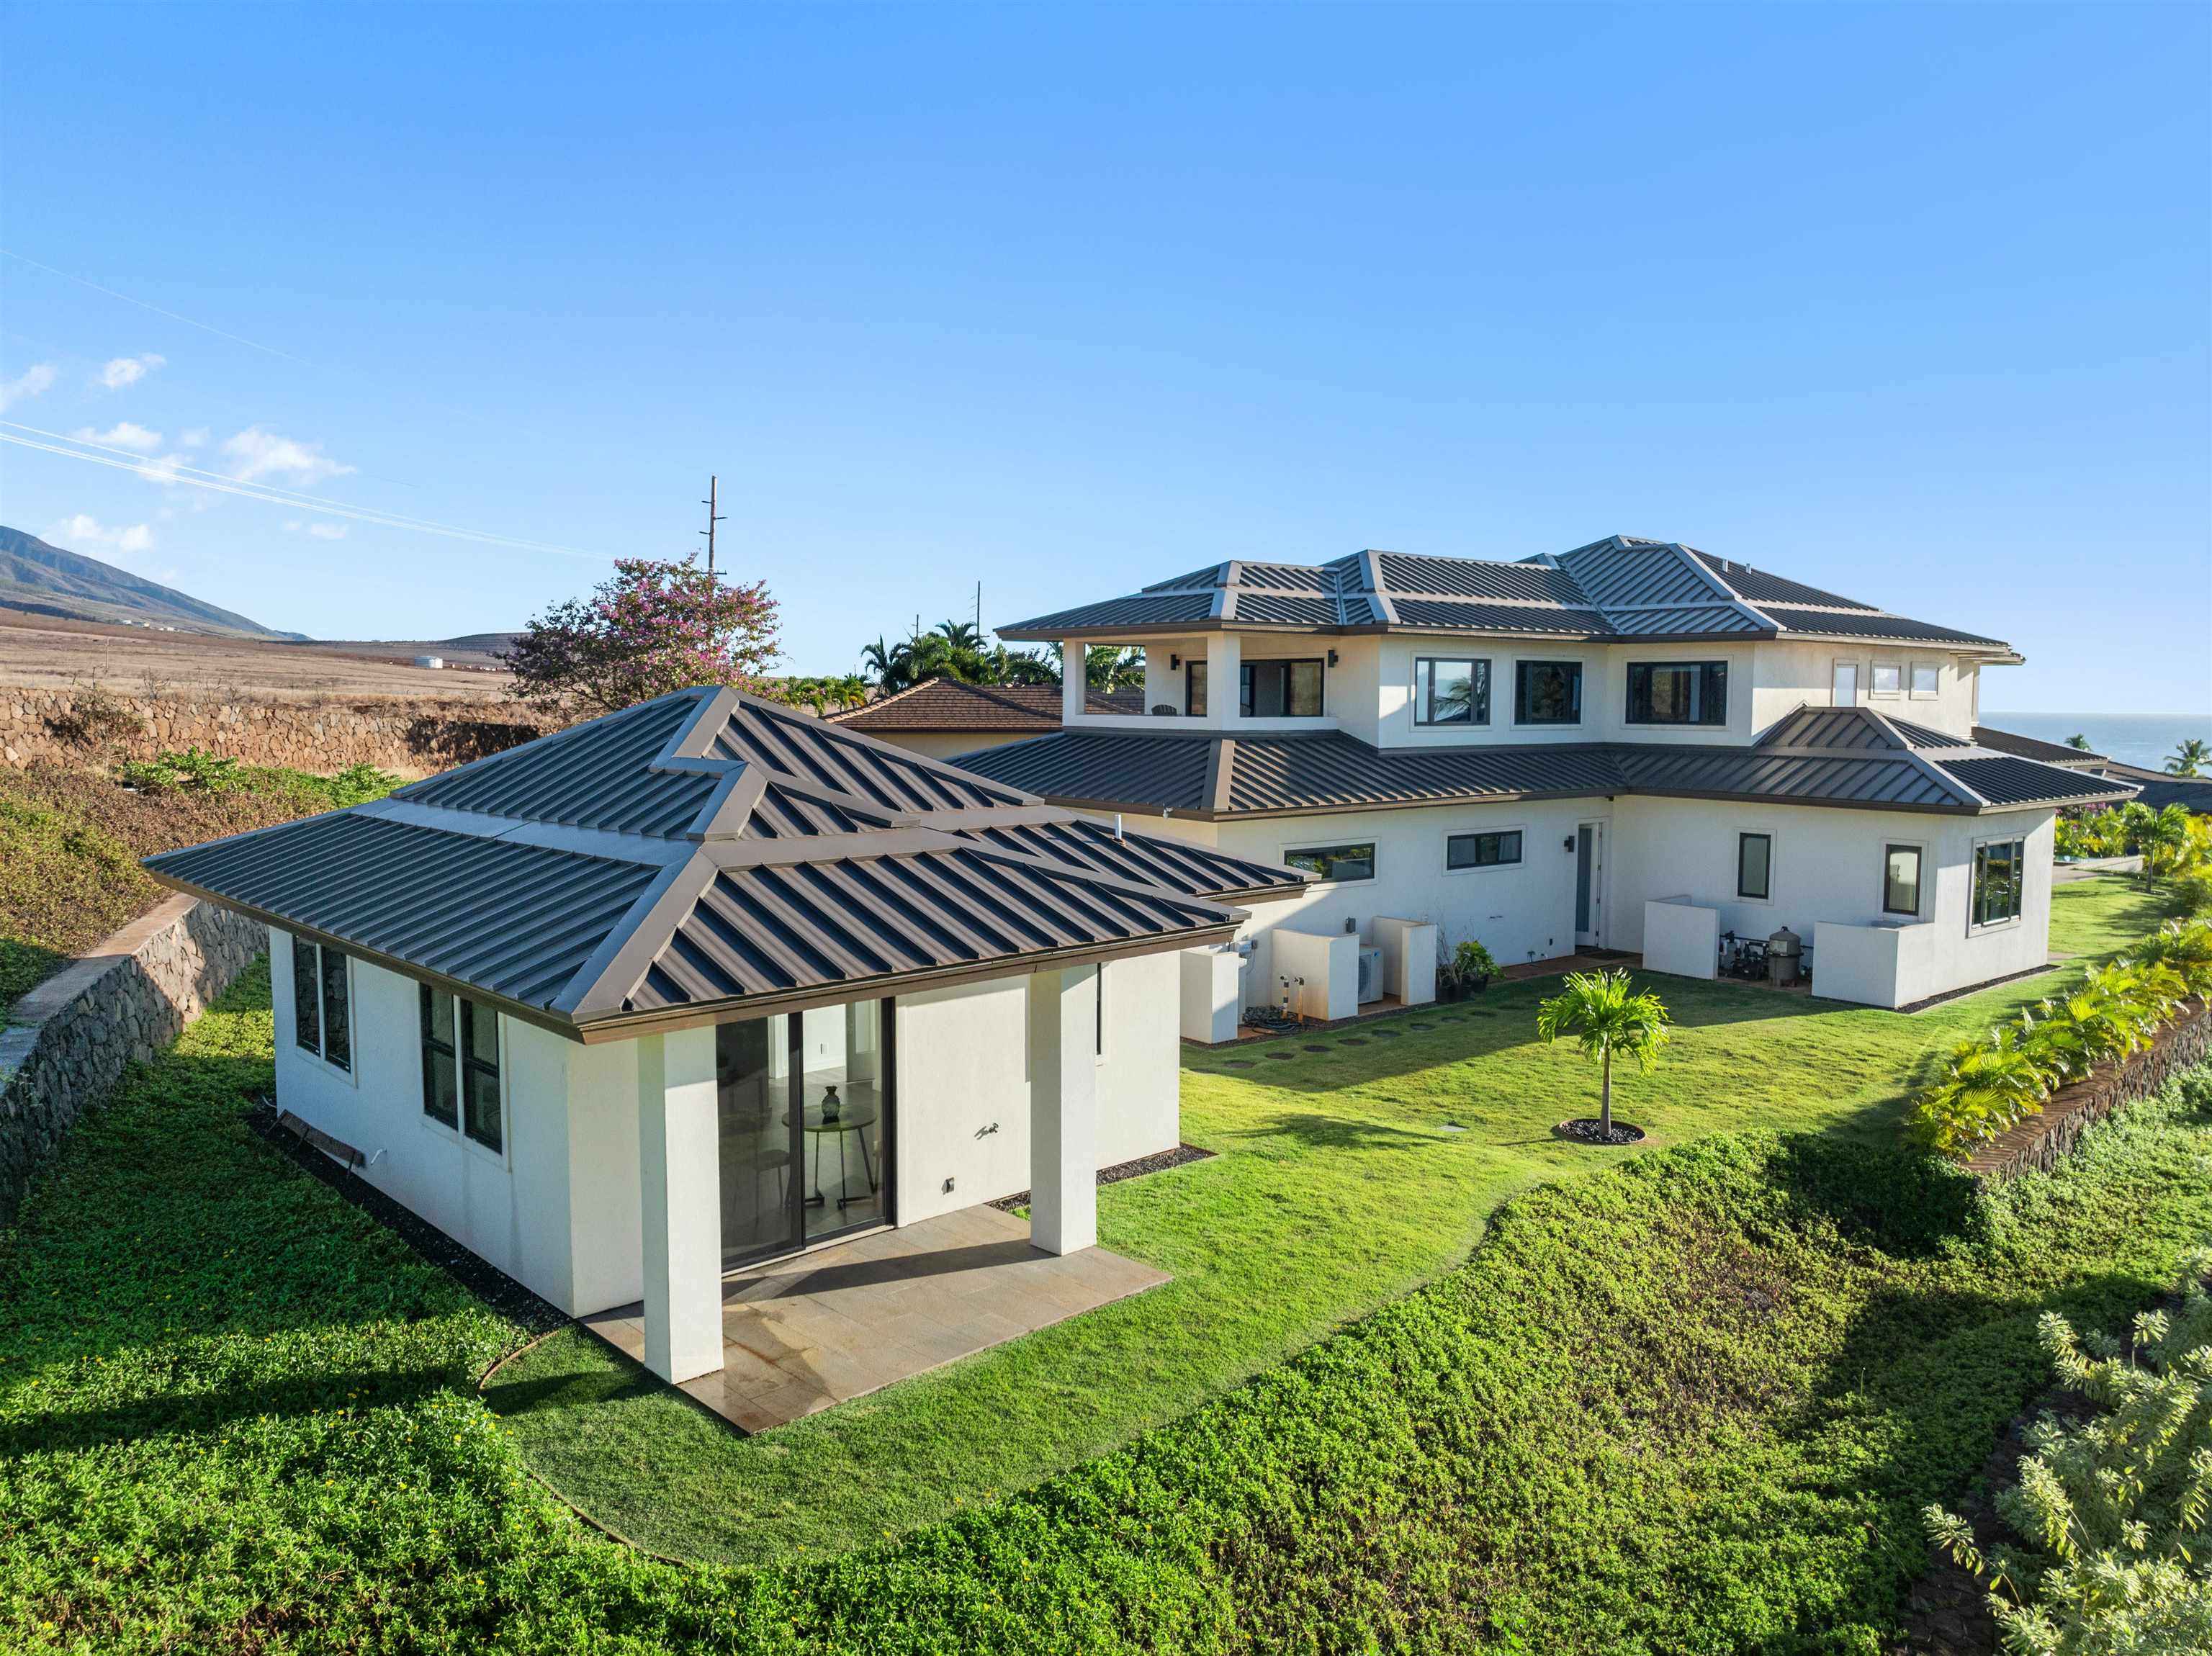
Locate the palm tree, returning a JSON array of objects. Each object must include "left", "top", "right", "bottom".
[
  {"left": 2065, "top": 733, "right": 2093, "bottom": 751},
  {"left": 1534, "top": 968, "right": 1673, "bottom": 1139},
  {"left": 2165, "top": 737, "right": 2210, "bottom": 778}
]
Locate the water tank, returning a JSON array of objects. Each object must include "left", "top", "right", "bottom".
[
  {"left": 1766, "top": 925, "right": 1803, "bottom": 985},
  {"left": 413, "top": 654, "right": 446, "bottom": 670},
  {"left": 1357, "top": 946, "right": 1385, "bottom": 1004}
]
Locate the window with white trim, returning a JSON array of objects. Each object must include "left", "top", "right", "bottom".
[
  {"left": 1884, "top": 845, "right": 1922, "bottom": 916},
  {"left": 1832, "top": 661, "right": 1859, "bottom": 705},
  {"left": 289, "top": 933, "right": 351, "bottom": 1072},
  {"left": 420, "top": 984, "right": 502, "bottom": 1152},
  {"left": 1910, "top": 662, "right": 1940, "bottom": 699},
  {"left": 1447, "top": 829, "right": 1522, "bottom": 869},
  {"left": 1285, "top": 842, "right": 1375, "bottom": 882},
  {"left": 1737, "top": 832, "right": 1773, "bottom": 901},
  {"left": 1871, "top": 662, "right": 1902, "bottom": 697},
  {"left": 1972, "top": 838, "right": 2026, "bottom": 928},
  {"left": 1413, "top": 657, "right": 1490, "bottom": 726}
]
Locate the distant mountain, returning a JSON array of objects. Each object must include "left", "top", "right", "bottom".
[{"left": 0, "top": 524, "right": 293, "bottom": 639}]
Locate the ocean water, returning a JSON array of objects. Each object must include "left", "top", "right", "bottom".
[{"left": 1979, "top": 712, "right": 2212, "bottom": 771}]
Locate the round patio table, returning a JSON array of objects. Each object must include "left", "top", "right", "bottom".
[{"left": 783, "top": 1099, "right": 880, "bottom": 1209}]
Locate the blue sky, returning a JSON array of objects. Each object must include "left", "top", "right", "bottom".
[{"left": 0, "top": 4, "right": 2204, "bottom": 711}]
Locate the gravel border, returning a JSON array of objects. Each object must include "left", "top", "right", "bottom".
[
  {"left": 989, "top": 1142, "right": 1216, "bottom": 1212},
  {"left": 1553, "top": 1117, "right": 1647, "bottom": 1147}
]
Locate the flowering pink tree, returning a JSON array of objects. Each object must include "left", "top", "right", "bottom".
[{"left": 503, "top": 556, "right": 781, "bottom": 714}]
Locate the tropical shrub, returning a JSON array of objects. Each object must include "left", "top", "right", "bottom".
[
  {"left": 2056, "top": 811, "right": 2124, "bottom": 860},
  {"left": 114, "top": 746, "right": 246, "bottom": 794},
  {"left": 1925, "top": 1247, "right": 2212, "bottom": 1654},
  {"left": 1908, "top": 920, "right": 2212, "bottom": 1159}
]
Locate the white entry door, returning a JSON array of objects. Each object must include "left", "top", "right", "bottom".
[{"left": 1575, "top": 822, "right": 1605, "bottom": 948}]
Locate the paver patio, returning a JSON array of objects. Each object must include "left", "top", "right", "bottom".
[{"left": 580, "top": 1205, "right": 1170, "bottom": 1432}]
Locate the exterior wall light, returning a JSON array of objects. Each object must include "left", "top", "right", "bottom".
[{"left": 1327, "top": 650, "right": 1339, "bottom": 667}]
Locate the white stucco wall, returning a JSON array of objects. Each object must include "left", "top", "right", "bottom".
[
  {"left": 1607, "top": 798, "right": 2053, "bottom": 1001},
  {"left": 1748, "top": 639, "right": 1979, "bottom": 737},
  {"left": 891, "top": 952, "right": 1182, "bottom": 1225},
  {"left": 1148, "top": 798, "right": 1601, "bottom": 1005}
]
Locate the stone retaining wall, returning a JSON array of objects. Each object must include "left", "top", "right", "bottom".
[
  {"left": 0, "top": 688, "right": 554, "bottom": 776},
  {"left": 1966, "top": 999, "right": 2212, "bottom": 1182},
  {"left": 0, "top": 896, "right": 267, "bottom": 1223}
]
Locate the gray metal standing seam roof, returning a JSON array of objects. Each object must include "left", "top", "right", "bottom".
[
  {"left": 996, "top": 534, "right": 2020, "bottom": 654},
  {"left": 956, "top": 701, "right": 2136, "bottom": 819},
  {"left": 143, "top": 686, "right": 1306, "bottom": 1040}
]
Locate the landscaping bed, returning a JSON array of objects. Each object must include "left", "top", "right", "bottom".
[{"left": 4, "top": 959, "right": 2212, "bottom": 1650}]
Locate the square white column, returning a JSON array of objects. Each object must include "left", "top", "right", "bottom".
[
  {"left": 1203, "top": 631, "right": 1242, "bottom": 728},
  {"left": 1027, "top": 963, "right": 1098, "bottom": 1256},
  {"left": 637, "top": 1026, "right": 724, "bottom": 1384},
  {"left": 1061, "top": 640, "right": 1087, "bottom": 726}
]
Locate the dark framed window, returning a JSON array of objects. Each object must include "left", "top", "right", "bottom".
[
  {"left": 1884, "top": 845, "right": 1923, "bottom": 916},
  {"left": 420, "top": 984, "right": 459, "bottom": 1128},
  {"left": 1737, "top": 832, "right": 1773, "bottom": 901},
  {"left": 1514, "top": 660, "right": 1583, "bottom": 724},
  {"left": 289, "top": 932, "right": 351, "bottom": 1072},
  {"left": 1447, "top": 829, "right": 1522, "bottom": 869},
  {"left": 1185, "top": 661, "right": 1208, "bottom": 717},
  {"left": 461, "top": 999, "right": 502, "bottom": 1151},
  {"left": 1972, "top": 839, "right": 2025, "bottom": 927},
  {"left": 420, "top": 986, "right": 501, "bottom": 1151},
  {"left": 1285, "top": 842, "right": 1375, "bottom": 882},
  {"left": 1625, "top": 661, "right": 1727, "bottom": 726},
  {"left": 1413, "top": 657, "right": 1490, "bottom": 726},
  {"left": 1239, "top": 658, "right": 1324, "bottom": 719}
]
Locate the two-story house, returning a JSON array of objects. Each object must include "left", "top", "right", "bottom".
[{"left": 960, "top": 535, "right": 2132, "bottom": 1017}]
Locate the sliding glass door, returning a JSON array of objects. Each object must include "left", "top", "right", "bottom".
[{"left": 715, "top": 998, "right": 894, "bottom": 1270}]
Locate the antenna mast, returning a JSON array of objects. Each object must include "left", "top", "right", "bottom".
[{"left": 700, "top": 475, "right": 727, "bottom": 580}]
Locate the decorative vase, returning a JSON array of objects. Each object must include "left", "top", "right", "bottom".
[{"left": 820, "top": 1084, "right": 842, "bottom": 1122}]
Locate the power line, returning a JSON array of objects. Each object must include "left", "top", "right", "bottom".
[
  {"left": 0, "top": 248, "right": 318, "bottom": 366},
  {"left": 0, "top": 424, "right": 608, "bottom": 560}
]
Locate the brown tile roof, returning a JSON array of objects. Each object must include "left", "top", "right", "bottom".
[{"left": 825, "top": 677, "right": 1144, "bottom": 733}]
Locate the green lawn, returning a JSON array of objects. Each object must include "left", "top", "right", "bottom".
[
  {"left": 486, "top": 874, "right": 2179, "bottom": 1564},
  {"left": 4, "top": 882, "right": 2210, "bottom": 1652}
]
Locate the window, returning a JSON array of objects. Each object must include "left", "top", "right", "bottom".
[
  {"left": 1832, "top": 661, "right": 1859, "bottom": 705},
  {"left": 1094, "top": 963, "right": 1106, "bottom": 1058},
  {"left": 420, "top": 984, "right": 459, "bottom": 1128},
  {"left": 289, "top": 932, "right": 351, "bottom": 1072},
  {"left": 1972, "top": 838, "right": 2025, "bottom": 927},
  {"left": 421, "top": 986, "right": 503, "bottom": 1151},
  {"left": 1413, "top": 657, "right": 1490, "bottom": 726},
  {"left": 1239, "top": 658, "right": 1323, "bottom": 719},
  {"left": 1737, "top": 832, "right": 1773, "bottom": 901},
  {"left": 1625, "top": 661, "right": 1727, "bottom": 726},
  {"left": 1910, "top": 662, "right": 1940, "bottom": 700},
  {"left": 1447, "top": 829, "right": 1522, "bottom": 869},
  {"left": 1871, "top": 662, "right": 1902, "bottom": 698},
  {"left": 1514, "top": 660, "right": 1583, "bottom": 724},
  {"left": 1185, "top": 661, "right": 1208, "bottom": 717},
  {"left": 1884, "top": 845, "right": 1922, "bottom": 916},
  {"left": 1285, "top": 842, "right": 1375, "bottom": 882}
]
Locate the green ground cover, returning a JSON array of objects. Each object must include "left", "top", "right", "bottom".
[
  {"left": 0, "top": 760, "right": 397, "bottom": 1025},
  {"left": 4, "top": 923, "right": 2209, "bottom": 1652},
  {"left": 489, "top": 876, "right": 2174, "bottom": 1564}
]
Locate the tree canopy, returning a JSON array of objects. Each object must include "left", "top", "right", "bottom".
[{"left": 503, "top": 556, "right": 781, "bottom": 714}]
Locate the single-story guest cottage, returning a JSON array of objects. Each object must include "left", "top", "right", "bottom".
[{"left": 145, "top": 688, "right": 1300, "bottom": 1392}]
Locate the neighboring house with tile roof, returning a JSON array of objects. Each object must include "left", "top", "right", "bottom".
[
  {"left": 961, "top": 536, "right": 2131, "bottom": 1015},
  {"left": 144, "top": 687, "right": 1302, "bottom": 1391},
  {"left": 824, "top": 677, "right": 1144, "bottom": 759}
]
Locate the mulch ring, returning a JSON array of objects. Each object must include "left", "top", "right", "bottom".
[{"left": 1554, "top": 1117, "right": 1646, "bottom": 1147}]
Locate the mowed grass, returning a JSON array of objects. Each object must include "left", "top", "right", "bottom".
[{"left": 488, "top": 875, "right": 2175, "bottom": 1564}]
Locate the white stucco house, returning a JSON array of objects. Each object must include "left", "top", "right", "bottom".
[
  {"left": 960, "top": 535, "right": 2133, "bottom": 1020},
  {"left": 145, "top": 688, "right": 1300, "bottom": 1388}
]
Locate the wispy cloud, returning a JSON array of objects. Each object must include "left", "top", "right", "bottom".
[
  {"left": 179, "top": 427, "right": 208, "bottom": 449},
  {"left": 96, "top": 354, "right": 166, "bottom": 390},
  {"left": 0, "top": 363, "right": 57, "bottom": 411},
  {"left": 53, "top": 513, "right": 155, "bottom": 558},
  {"left": 283, "top": 519, "right": 348, "bottom": 541},
  {"left": 71, "top": 420, "right": 165, "bottom": 453},
  {"left": 224, "top": 425, "right": 352, "bottom": 486}
]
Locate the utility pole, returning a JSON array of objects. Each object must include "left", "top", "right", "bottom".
[
  {"left": 700, "top": 475, "right": 727, "bottom": 581},
  {"left": 974, "top": 581, "right": 981, "bottom": 637}
]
